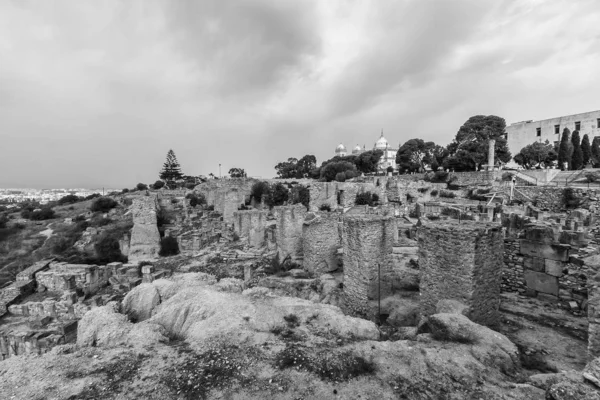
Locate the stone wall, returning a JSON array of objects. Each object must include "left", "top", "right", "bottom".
[
  {"left": 128, "top": 195, "right": 161, "bottom": 263},
  {"left": 502, "top": 238, "right": 525, "bottom": 293},
  {"left": 588, "top": 266, "right": 600, "bottom": 360},
  {"left": 450, "top": 171, "right": 501, "bottom": 186},
  {"left": 418, "top": 220, "right": 503, "bottom": 327},
  {"left": 308, "top": 182, "right": 338, "bottom": 212},
  {"left": 515, "top": 187, "right": 600, "bottom": 214},
  {"left": 302, "top": 212, "right": 341, "bottom": 275},
  {"left": 233, "top": 210, "right": 268, "bottom": 247},
  {"left": 342, "top": 215, "right": 395, "bottom": 319},
  {"left": 275, "top": 204, "right": 308, "bottom": 262},
  {"left": 195, "top": 178, "right": 259, "bottom": 207},
  {"left": 35, "top": 263, "right": 113, "bottom": 296}
]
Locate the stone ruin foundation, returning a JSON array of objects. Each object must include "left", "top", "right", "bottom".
[
  {"left": 275, "top": 204, "right": 307, "bottom": 263},
  {"left": 418, "top": 220, "right": 503, "bottom": 327},
  {"left": 302, "top": 212, "right": 341, "bottom": 276},
  {"left": 128, "top": 195, "right": 161, "bottom": 263},
  {"left": 342, "top": 215, "right": 395, "bottom": 319},
  {"left": 233, "top": 210, "right": 268, "bottom": 248}
]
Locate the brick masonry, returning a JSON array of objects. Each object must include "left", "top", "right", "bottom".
[
  {"left": 302, "top": 212, "right": 341, "bottom": 275},
  {"left": 275, "top": 204, "right": 308, "bottom": 262},
  {"left": 418, "top": 220, "right": 503, "bottom": 327},
  {"left": 342, "top": 215, "right": 395, "bottom": 319}
]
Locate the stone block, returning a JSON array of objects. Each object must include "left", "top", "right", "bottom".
[
  {"left": 141, "top": 265, "right": 155, "bottom": 275},
  {"left": 537, "top": 293, "right": 559, "bottom": 303},
  {"left": 519, "top": 240, "right": 569, "bottom": 261},
  {"left": 523, "top": 256, "right": 545, "bottom": 272},
  {"left": 524, "top": 270, "right": 559, "bottom": 296},
  {"left": 545, "top": 259, "right": 565, "bottom": 277}
]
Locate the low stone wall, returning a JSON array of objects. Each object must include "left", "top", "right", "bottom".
[
  {"left": 275, "top": 204, "right": 307, "bottom": 262},
  {"left": 233, "top": 210, "right": 268, "bottom": 247},
  {"left": 302, "top": 212, "right": 341, "bottom": 275},
  {"left": 342, "top": 215, "right": 395, "bottom": 319},
  {"left": 450, "top": 171, "right": 501, "bottom": 186},
  {"left": 515, "top": 187, "right": 600, "bottom": 214},
  {"left": 195, "top": 178, "right": 259, "bottom": 207},
  {"left": 128, "top": 195, "right": 161, "bottom": 263},
  {"left": 35, "top": 263, "right": 113, "bottom": 296},
  {"left": 418, "top": 220, "right": 503, "bottom": 327}
]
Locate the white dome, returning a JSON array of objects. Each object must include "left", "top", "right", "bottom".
[
  {"left": 335, "top": 143, "right": 347, "bottom": 153},
  {"left": 352, "top": 145, "right": 362, "bottom": 154},
  {"left": 374, "top": 132, "right": 389, "bottom": 149}
]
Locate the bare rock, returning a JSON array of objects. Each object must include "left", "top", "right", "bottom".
[
  {"left": 289, "top": 268, "right": 309, "bottom": 279},
  {"left": 435, "top": 299, "right": 469, "bottom": 316},
  {"left": 122, "top": 283, "right": 161, "bottom": 322},
  {"left": 547, "top": 380, "right": 600, "bottom": 400},
  {"left": 584, "top": 357, "right": 600, "bottom": 388},
  {"left": 215, "top": 278, "right": 244, "bottom": 293}
]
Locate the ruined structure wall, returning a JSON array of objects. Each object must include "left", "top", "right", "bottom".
[
  {"left": 233, "top": 210, "right": 268, "bottom": 247},
  {"left": 128, "top": 195, "right": 161, "bottom": 263},
  {"left": 418, "top": 221, "right": 503, "bottom": 326},
  {"left": 195, "top": 178, "right": 259, "bottom": 207},
  {"left": 302, "top": 212, "right": 341, "bottom": 275},
  {"left": 342, "top": 215, "right": 395, "bottom": 319},
  {"left": 275, "top": 204, "right": 308, "bottom": 261},
  {"left": 309, "top": 182, "right": 338, "bottom": 212},
  {"left": 515, "top": 187, "right": 600, "bottom": 214},
  {"left": 589, "top": 271, "right": 600, "bottom": 360}
]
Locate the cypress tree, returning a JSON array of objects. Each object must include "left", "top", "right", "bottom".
[
  {"left": 159, "top": 149, "right": 184, "bottom": 182},
  {"left": 557, "top": 128, "right": 571, "bottom": 170},
  {"left": 581, "top": 134, "right": 592, "bottom": 167},
  {"left": 571, "top": 130, "right": 583, "bottom": 170},
  {"left": 592, "top": 137, "right": 600, "bottom": 167}
]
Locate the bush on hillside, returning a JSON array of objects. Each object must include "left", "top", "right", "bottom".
[
  {"left": 355, "top": 192, "right": 378, "bottom": 206},
  {"left": 85, "top": 193, "right": 101, "bottom": 201},
  {"left": 439, "top": 190, "right": 456, "bottom": 199},
  {"left": 319, "top": 204, "right": 332, "bottom": 212},
  {"left": 58, "top": 194, "right": 82, "bottom": 205},
  {"left": 251, "top": 181, "right": 270, "bottom": 203},
  {"left": 94, "top": 234, "right": 126, "bottom": 264},
  {"left": 153, "top": 180, "right": 165, "bottom": 189},
  {"left": 91, "top": 197, "right": 118, "bottom": 212},
  {"left": 136, "top": 183, "right": 148, "bottom": 191}
]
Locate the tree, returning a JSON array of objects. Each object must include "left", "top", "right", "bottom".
[
  {"left": 320, "top": 161, "right": 357, "bottom": 182},
  {"left": 514, "top": 140, "right": 557, "bottom": 169},
  {"left": 91, "top": 197, "right": 118, "bottom": 212},
  {"left": 274, "top": 155, "right": 317, "bottom": 179},
  {"left": 153, "top": 180, "right": 165, "bottom": 189},
  {"left": 592, "top": 137, "right": 600, "bottom": 167},
  {"left": 297, "top": 155, "right": 317, "bottom": 177},
  {"left": 354, "top": 150, "right": 383, "bottom": 173},
  {"left": 159, "top": 149, "right": 184, "bottom": 182},
  {"left": 582, "top": 134, "right": 592, "bottom": 167},
  {"left": 136, "top": 183, "right": 148, "bottom": 191},
  {"left": 445, "top": 115, "right": 511, "bottom": 171},
  {"left": 557, "top": 128, "right": 572, "bottom": 170},
  {"left": 229, "top": 168, "right": 246, "bottom": 178},
  {"left": 396, "top": 139, "right": 436, "bottom": 173},
  {"left": 571, "top": 130, "right": 583, "bottom": 170}
]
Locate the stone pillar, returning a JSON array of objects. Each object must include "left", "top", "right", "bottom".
[
  {"left": 342, "top": 215, "right": 395, "bottom": 319},
  {"left": 418, "top": 220, "right": 503, "bottom": 326},
  {"left": 302, "top": 212, "right": 341, "bottom": 275},
  {"left": 233, "top": 210, "right": 268, "bottom": 247},
  {"left": 275, "top": 204, "right": 308, "bottom": 262},
  {"left": 128, "top": 195, "right": 161, "bottom": 263},
  {"left": 487, "top": 139, "right": 496, "bottom": 171}
]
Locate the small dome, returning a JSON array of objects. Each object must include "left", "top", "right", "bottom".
[
  {"left": 352, "top": 145, "right": 362, "bottom": 154},
  {"left": 335, "top": 143, "right": 347, "bottom": 153}
]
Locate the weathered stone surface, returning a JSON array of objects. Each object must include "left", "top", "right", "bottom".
[
  {"left": 545, "top": 259, "right": 566, "bottom": 277},
  {"left": 233, "top": 210, "right": 267, "bottom": 247},
  {"left": 583, "top": 357, "right": 600, "bottom": 388},
  {"left": 122, "top": 283, "right": 161, "bottom": 322},
  {"left": 523, "top": 256, "right": 545, "bottom": 272},
  {"left": 590, "top": 272, "right": 600, "bottom": 360},
  {"left": 302, "top": 212, "right": 340, "bottom": 275},
  {"left": 435, "top": 299, "right": 469, "bottom": 316},
  {"left": 547, "top": 380, "right": 600, "bottom": 400},
  {"left": 418, "top": 221, "right": 503, "bottom": 326},
  {"left": 524, "top": 270, "right": 559, "bottom": 296},
  {"left": 128, "top": 196, "right": 161, "bottom": 263},
  {"left": 342, "top": 215, "right": 395, "bottom": 319},
  {"left": 275, "top": 204, "right": 307, "bottom": 262},
  {"left": 519, "top": 240, "right": 569, "bottom": 261}
]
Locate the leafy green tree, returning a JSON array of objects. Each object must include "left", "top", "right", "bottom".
[
  {"left": 582, "top": 134, "right": 592, "bottom": 167},
  {"left": 320, "top": 161, "right": 357, "bottom": 182},
  {"left": 153, "top": 180, "right": 165, "bottom": 189},
  {"left": 396, "top": 139, "right": 436, "bottom": 173},
  {"left": 557, "top": 128, "right": 572, "bottom": 170},
  {"left": 514, "top": 140, "right": 557, "bottom": 169},
  {"left": 274, "top": 155, "right": 317, "bottom": 179},
  {"left": 136, "top": 183, "right": 148, "bottom": 191},
  {"left": 228, "top": 168, "right": 246, "bottom": 178},
  {"left": 592, "top": 137, "right": 600, "bottom": 167},
  {"left": 571, "top": 130, "right": 583, "bottom": 170},
  {"left": 354, "top": 150, "right": 383, "bottom": 173},
  {"left": 445, "top": 115, "right": 511, "bottom": 171},
  {"left": 159, "top": 149, "right": 184, "bottom": 182}
]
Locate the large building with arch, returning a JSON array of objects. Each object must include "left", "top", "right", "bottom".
[{"left": 335, "top": 131, "right": 398, "bottom": 171}]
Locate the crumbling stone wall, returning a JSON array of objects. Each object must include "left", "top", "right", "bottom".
[
  {"left": 308, "top": 182, "right": 338, "bottom": 212},
  {"left": 418, "top": 220, "right": 503, "bottom": 326},
  {"left": 128, "top": 195, "right": 161, "bottom": 263},
  {"left": 214, "top": 188, "right": 241, "bottom": 224},
  {"left": 342, "top": 215, "right": 395, "bottom": 319},
  {"left": 233, "top": 210, "right": 268, "bottom": 247},
  {"left": 502, "top": 238, "right": 525, "bottom": 293},
  {"left": 378, "top": 245, "right": 419, "bottom": 298},
  {"left": 195, "top": 178, "right": 258, "bottom": 207},
  {"left": 302, "top": 212, "right": 341, "bottom": 275},
  {"left": 275, "top": 204, "right": 307, "bottom": 262},
  {"left": 588, "top": 264, "right": 600, "bottom": 360},
  {"left": 34, "top": 263, "right": 113, "bottom": 296}
]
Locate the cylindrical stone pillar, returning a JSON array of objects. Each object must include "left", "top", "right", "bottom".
[
  {"left": 418, "top": 220, "right": 503, "bottom": 326},
  {"left": 488, "top": 139, "right": 496, "bottom": 171},
  {"left": 342, "top": 215, "right": 395, "bottom": 319}
]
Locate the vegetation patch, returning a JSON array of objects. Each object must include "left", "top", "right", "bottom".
[{"left": 439, "top": 190, "right": 456, "bottom": 199}]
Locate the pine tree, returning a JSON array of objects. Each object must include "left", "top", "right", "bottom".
[
  {"left": 592, "top": 137, "right": 600, "bottom": 167},
  {"left": 557, "top": 128, "right": 571, "bottom": 170},
  {"left": 571, "top": 130, "right": 583, "bottom": 170},
  {"left": 159, "top": 149, "right": 184, "bottom": 182},
  {"left": 581, "top": 134, "right": 592, "bottom": 167}
]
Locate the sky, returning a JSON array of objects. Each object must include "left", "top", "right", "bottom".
[{"left": 1, "top": 0, "right": 600, "bottom": 188}]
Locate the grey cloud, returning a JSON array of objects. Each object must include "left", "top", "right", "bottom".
[{"left": 162, "top": 0, "right": 322, "bottom": 97}]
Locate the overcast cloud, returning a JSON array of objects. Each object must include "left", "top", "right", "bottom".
[{"left": 1, "top": 0, "right": 599, "bottom": 188}]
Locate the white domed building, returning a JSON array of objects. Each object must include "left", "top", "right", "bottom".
[{"left": 335, "top": 131, "right": 398, "bottom": 172}]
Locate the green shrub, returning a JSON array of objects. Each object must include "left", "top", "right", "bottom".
[
  {"left": 121, "top": 188, "right": 129, "bottom": 194},
  {"left": 29, "top": 208, "right": 56, "bottom": 220},
  {"left": 159, "top": 236, "right": 179, "bottom": 256},
  {"left": 319, "top": 204, "right": 332, "bottom": 212},
  {"left": 251, "top": 181, "right": 270, "bottom": 203},
  {"left": 84, "top": 193, "right": 101, "bottom": 201},
  {"left": 355, "top": 191, "right": 378, "bottom": 206},
  {"left": 295, "top": 186, "right": 310, "bottom": 210},
  {"left": 430, "top": 190, "right": 439, "bottom": 196},
  {"left": 91, "top": 197, "right": 117, "bottom": 212},
  {"left": 95, "top": 235, "right": 126, "bottom": 264},
  {"left": 266, "top": 183, "right": 289, "bottom": 207},
  {"left": 58, "top": 194, "right": 82, "bottom": 205},
  {"left": 136, "top": 183, "right": 148, "bottom": 191},
  {"left": 417, "top": 188, "right": 428, "bottom": 193},
  {"left": 153, "top": 180, "right": 165, "bottom": 189},
  {"left": 0, "top": 214, "right": 7, "bottom": 229},
  {"left": 439, "top": 190, "right": 456, "bottom": 198}
]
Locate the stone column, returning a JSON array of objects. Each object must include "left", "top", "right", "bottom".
[
  {"left": 342, "top": 215, "right": 395, "bottom": 319},
  {"left": 418, "top": 220, "right": 503, "bottom": 326},
  {"left": 275, "top": 204, "right": 308, "bottom": 263},
  {"left": 488, "top": 139, "right": 496, "bottom": 171}
]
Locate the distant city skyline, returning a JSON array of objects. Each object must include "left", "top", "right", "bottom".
[{"left": 1, "top": 1, "right": 599, "bottom": 188}]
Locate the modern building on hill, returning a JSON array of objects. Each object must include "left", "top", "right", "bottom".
[
  {"left": 335, "top": 131, "right": 398, "bottom": 171},
  {"left": 506, "top": 110, "right": 600, "bottom": 156}
]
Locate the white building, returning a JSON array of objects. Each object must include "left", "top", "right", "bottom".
[
  {"left": 334, "top": 131, "right": 398, "bottom": 171},
  {"left": 506, "top": 110, "right": 600, "bottom": 156}
]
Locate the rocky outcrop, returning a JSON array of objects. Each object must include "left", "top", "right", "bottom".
[
  {"left": 122, "top": 283, "right": 161, "bottom": 322},
  {"left": 128, "top": 195, "right": 161, "bottom": 263}
]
